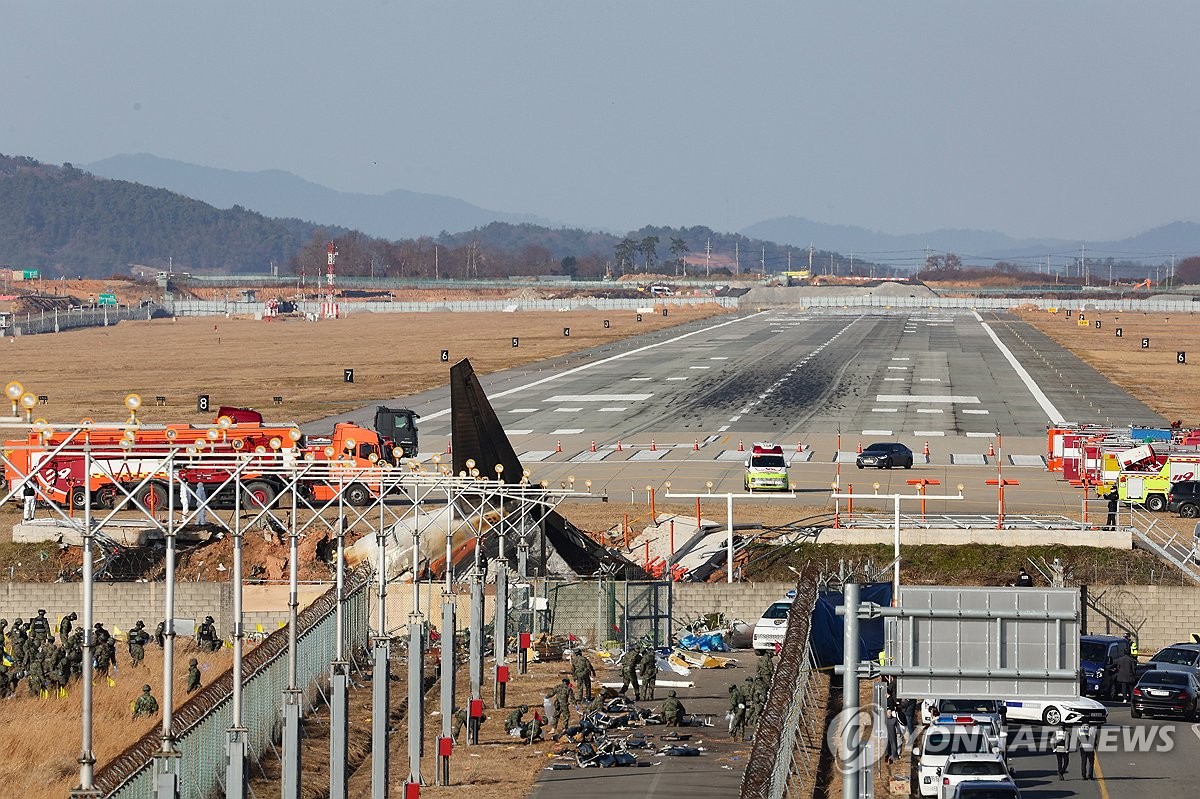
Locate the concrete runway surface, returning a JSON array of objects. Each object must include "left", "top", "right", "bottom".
[{"left": 314, "top": 308, "right": 1162, "bottom": 514}]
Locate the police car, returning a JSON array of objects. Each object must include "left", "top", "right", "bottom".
[{"left": 751, "top": 590, "right": 795, "bottom": 655}]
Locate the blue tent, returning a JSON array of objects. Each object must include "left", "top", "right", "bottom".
[{"left": 810, "top": 583, "right": 894, "bottom": 668}]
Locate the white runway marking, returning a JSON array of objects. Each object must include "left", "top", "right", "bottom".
[
  {"left": 976, "top": 311, "right": 1066, "bottom": 424},
  {"left": 917, "top": 409, "right": 944, "bottom": 414},
  {"left": 510, "top": 408, "right": 539, "bottom": 413},
  {"left": 554, "top": 407, "right": 583, "bottom": 412},
  {"left": 875, "top": 394, "right": 980, "bottom": 404},
  {"left": 630, "top": 449, "right": 668, "bottom": 461},
  {"left": 570, "top": 451, "right": 610, "bottom": 463},
  {"left": 717, "top": 451, "right": 747, "bottom": 461},
  {"left": 862, "top": 429, "right": 893, "bottom": 435},
  {"left": 717, "top": 425, "right": 730, "bottom": 432},
  {"left": 667, "top": 377, "right": 687, "bottom": 381},
  {"left": 891, "top": 357, "right": 910, "bottom": 361},
  {"left": 689, "top": 366, "right": 711, "bottom": 369},
  {"left": 546, "top": 394, "right": 652, "bottom": 402},
  {"left": 884, "top": 377, "right": 905, "bottom": 382},
  {"left": 965, "top": 432, "right": 993, "bottom": 438},
  {"left": 599, "top": 407, "right": 626, "bottom": 412},
  {"left": 520, "top": 451, "right": 556, "bottom": 462},
  {"left": 630, "top": 377, "right": 652, "bottom": 381},
  {"left": 887, "top": 366, "right": 909, "bottom": 370},
  {"left": 551, "top": 428, "right": 584, "bottom": 435},
  {"left": 962, "top": 409, "right": 990, "bottom": 415},
  {"left": 919, "top": 378, "right": 942, "bottom": 382},
  {"left": 872, "top": 408, "right": 899, "bottom": 413},
  {"left": 506, "top": 429, "right": 533, "bottom": 435},
  {"left": 710, "top": 356, "right": 730, "bottom": 360},
  {"left": 913, "top": 430, "right": 946, "bottom": 436}
]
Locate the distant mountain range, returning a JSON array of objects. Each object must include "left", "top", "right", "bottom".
[
  {"left": 85, "top": 154, "right": 1200, "bottom": 264},
  {"left": 86, "top": 154, "right": 560, "bottom": 241},
  {"left": 742, "top": 216, "right": 1200, "bottom": 264}
]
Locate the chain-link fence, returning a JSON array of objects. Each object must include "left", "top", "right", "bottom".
[
  {"left": 5, "top": 303, "right": 164, "bottom": 336},
  {"left": 540, "top": 580, "right": 673, "bottom": 650},
  {"left": 741, "top": 580, "right": 823, "bottom": 799},
  {"left": 94, "top": 567, "right": 371, "bottom": 799}
]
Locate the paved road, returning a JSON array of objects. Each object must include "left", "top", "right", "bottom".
[
  {"left": 1003, "top": 701, "right": 1199, "bottom": 798},
  {"left": 312, "top": 308, "right": 1162, "bottom": 513},
  {"left": 528, "top": 650, "right": 754, "bottom": 799}
]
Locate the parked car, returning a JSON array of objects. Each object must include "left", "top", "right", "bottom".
[
  {"left": 938, "top": 752, "right": 1013, "bottom": 799},
  {"left": 1080, "top": 634, "right": 1145, "bottom": 696},
  {"left": 751, "top": 591, "right": 795, "bottom": 655},
  {"left": 1003, "top": 695, "right": 1107, "bottom": 726},
  {"left": 1131, "top": 670, "right": 1200, "bottom": 719},
  {"left": 1146, "top": 642, "right": 1200, "bottom": 676},
  {"left": 857, "top": 442, "right": 914, "bottom": 469},
  {"left": 952, "top": 782, "right": 1021, "bottom": 799},
  {"left": 1167, "top": 480, "right": 1200, "bottom": 517}
]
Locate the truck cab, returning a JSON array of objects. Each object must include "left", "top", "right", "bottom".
[
  {"left": 373, "top": 406, "right": 420, "bottom": 460},
  {"left": 744, "top": 442, "right": 789, "bottom": 492}
]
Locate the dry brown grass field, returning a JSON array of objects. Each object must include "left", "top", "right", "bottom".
[
  {"left": 1014, "top": 307, "right": 1200, "bottom": 425},
  {"left": 2, "top": 304, "right": 729, "bottom": 426},
  {"left": 0, "top": 645, "right": 232, "bottom": 799}
]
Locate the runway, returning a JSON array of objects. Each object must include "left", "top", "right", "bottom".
[{"left": 312, "top": 308, "right": 1163, "bottom": 513}]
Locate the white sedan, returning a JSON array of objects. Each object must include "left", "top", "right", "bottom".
[{"left": 1003, "top": 696, "right": 1107, "bottom": 726}]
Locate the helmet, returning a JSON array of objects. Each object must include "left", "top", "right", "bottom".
[
  {"left": 37, "top": 609, "right": 46, "bottom": 616},
  {"left": 205, "top": 616, "right": 214, "bottom": 623},
  {"left": 728, "top": 684, "right": 737, "bottom": 691},
  {"left": 135, "top": 620, "right": 145, "bottom": 628},
  {"left": 142, "top": 684, "right": 151, "bottom": 692},
  {"left": 68, "top": 612, "right": 77, "bottom": 620},
  {"left": 189, "top": 658, "right": 198, "bottom": 665},
  {"left": 519, "top": 704, "right": 529, "bottom": 713},
  {"left": 0, "top": 619, "right": 7, "bottom": 626},
  {"left": 94, "top": 622, "right": 104, "bottom": 628},
  {"left": 668, "top": 690, "right": 677, "bottom": 697}
]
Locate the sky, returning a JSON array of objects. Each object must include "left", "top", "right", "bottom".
[{"left": 3, "top": 1, "right": 1198, "bottom": 240}]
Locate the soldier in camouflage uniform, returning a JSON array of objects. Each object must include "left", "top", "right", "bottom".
[
  {"left": 154, "top": 620, "right": 166, "bottom": 649},
  {"left": 756, "top": 651, "right": 774, "bottom": 685},
  {"left": 571, "top": 649, "right": 596, "bottom": 701},
  {"left": 550, "top": 678, "right": 575, "bottom": 732},
  {"left": 128, "top": 620, "right": 148, "bottom": 667},
  {"left": 186, "top": 658, "right": 201, "bottom": 693},
  {"left": 659, "top": 689, "right": 685, "bottom": 726},
  {"left": 94, "top": 634, "right": 113, "bottom": 680},
  {"left": 452, "top": 705, "right": 487, "bottom": 743},
  {"left": 59, "top": 611, "right": 77, "bottom": 646},
  {"left": 68, "top": 630, "right": 84, "bottom": 681},
  {"left": 29, "top": 609, "right": 51, "bottom": 644},
  {"left": 504, "top": 704, "right": 529, "bottom": 735},
  {"left": 728, "top": 682, "right": 747, "bottom": 740},
  {"left": 0, "top": 653, "right": 11, "bottom": 698},
  {"left": 133, "top": 684, "right": 159, "bottom": 718},
  {"left": 619, "top": 648, "right": 642, "bottom": 700},
  {"left": 638, "top": 648, "right": 659, "bottom": 701},
  {"left": 27, "top": 647, "right": 45, "bottom": 697},
  {"left": 0, "top": 618, "right": 8, "bottom": 653}
]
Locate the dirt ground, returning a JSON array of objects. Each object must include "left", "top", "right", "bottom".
[
  {"left": 1, "top": 305, "right": 728, "bottom": 426},
  {"left": 0, "top": 644, "right": 233, "bottom": 799},
  {"left": 1014, "top": 307, "right": 1200, "bottom": 425}
]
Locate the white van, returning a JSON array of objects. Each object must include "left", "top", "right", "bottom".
[{"left": 751, "top": 590, "right": 795, "bottom": 654}]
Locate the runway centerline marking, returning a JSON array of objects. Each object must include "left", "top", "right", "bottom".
[{"left": 875, "top": 394, "right": 980, "bottom": 404}]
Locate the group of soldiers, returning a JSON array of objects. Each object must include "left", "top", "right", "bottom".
[
  {"left": 726, "top": 651, "right": 774, "bottom": 740},
  {"left": 0, "top": 608, "right": 214, "bottom": 702},
  {"left": 617, "top": 646, "right": 659, "bottom": 701}
]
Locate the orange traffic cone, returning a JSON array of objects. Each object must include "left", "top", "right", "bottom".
[
  {"left": 590, "top": 440, "right": 597, "bottom": 452},
  {"left": 446, "top": 439, "right": 452, "bottom": 454},
  {"left": 616, "top": 439, "right": 623, "bottom": 452},
  {"left": 651, "top": 438, "right": 657, "bottom": 451},
  {"left": 556, "top": 440, "right": 562, "bottom": 453},
  {"left": 738, "top": 439, "right": 744, "bottom": 452},
  {"left": 923, "top": 441, "right": 930, "bottom": 461},
  {"left": 987, "top": 441, "right": 996, "bottom": 457},
  {"left": 693, "top": 439, "right": 700, "bottom": 451},
  {"left": 856, "top": 442, "right": 863, "bottom": 454},
  {"left": 796, "top": 441, "right": 804, "bottom": 452}
]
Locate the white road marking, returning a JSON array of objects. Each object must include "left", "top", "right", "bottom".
[
  {"left": 875, "top": 394, "right": 980, "bottom": 404},
  {"left": 630, "top": 449, "right": 668, "bottom": 461},
  {"left": 546, "top": 394, "right": 652, "bottom": 402},
  {"left": 977, "top": 311, "right": 1066, "bottom": 424}
]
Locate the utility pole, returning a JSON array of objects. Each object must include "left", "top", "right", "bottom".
[
  {"left": 850, "top": 252, "right": 854, "bottom": 276},
  {"left": 1081, "top": 244, "right": 1086, "bottom": 286},
  {"left": 760, "top": 246, "right": 766, "bottom": 278},
  {"left": 1171, "top": 253, "right": 1176, "bottom": 287},
  {"left": 434, "top": 245, "right": 439, "bottom": 280},
  {"left": 787, "top": 249, "right": 792, "bottom": 272},
  {"left": 705, "top": 238, "right": 711, "bottom": 278},
  {"left": 808, "top": 242, "right": 814, "bottom": 275},
  {"left": 734, "top": 242, "right": 740, "bottom": 275}
]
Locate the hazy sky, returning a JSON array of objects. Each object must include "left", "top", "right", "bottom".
[{"left": 4, "top": 2, "right": 1198, "bottom": 240}]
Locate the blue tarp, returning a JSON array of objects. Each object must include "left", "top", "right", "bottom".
[
  {"left": 810, "top": 583, "right": 894, "bottom": 668},
  {"left": 1131, "top": 427, "right": 1173, "bottom": 442},
  {"left": 678, "top": 632, "right": 729, "bottom": 652}
]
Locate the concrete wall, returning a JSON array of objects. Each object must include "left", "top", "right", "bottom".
[
  {"left": 1083, "top": 584, "right": 1200, "bottom": 652},
  {"left": 0, "top": 581, "right": 232, "bottom": 638}
]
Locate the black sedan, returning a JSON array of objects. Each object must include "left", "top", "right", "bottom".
[
  {"left": 1131, "top": 670, "right": 1200, "bottom": 720},
  {"left": 856, "top": 442, "right": 914, "bottom": 469}
]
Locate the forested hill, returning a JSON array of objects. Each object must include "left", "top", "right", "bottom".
[{"left": 0, "top": 155, "right": 335, "bottom": 276}]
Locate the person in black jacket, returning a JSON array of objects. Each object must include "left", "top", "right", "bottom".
[
  {"left": 1114, "top": 649, "right": 1138, "bottom": 702},
  {"left": 1105, "top": 491, "right": 1119, "bottom": 530},
  {"left": 1016, "top": 568, "right": 1034, "bottom": 587}
]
